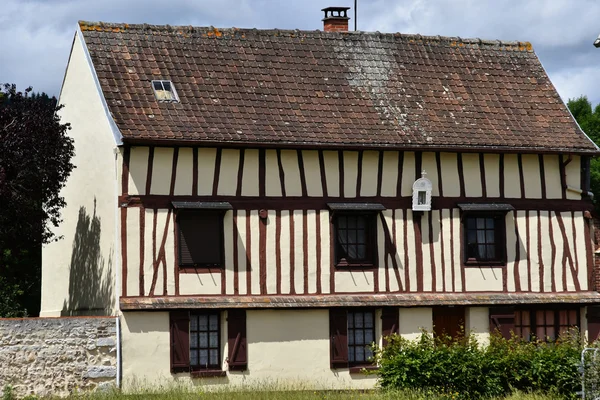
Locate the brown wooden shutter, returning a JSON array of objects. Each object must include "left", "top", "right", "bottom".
[
  {"left": 179, "top": 212, "right": 223, "bottom": 266},
  {"left": 588, "top": 306, "right": 600, "bottom": 343},
  {"left": 227, "top": 309, "right": 247, "bottom": 370},
  {"left": 381, "top": 307, "right": 399, "bottom": 346},
  {"left": 170, "top": 311, "right": 190, "bottom": 372},
  {"left": 489, "top": 307, "right": 515, "bottom": 339},
  {"left": 330, "top": 308, "right": 348, "bottom": 368}
]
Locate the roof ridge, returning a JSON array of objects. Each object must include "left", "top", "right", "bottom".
[{"left": 77, "top": 20, "right": 533, "bottom": 51}]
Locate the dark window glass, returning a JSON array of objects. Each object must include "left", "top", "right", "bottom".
[
  {"left": 178, "top": 211, "right": 223, "bottom": 267},
  {"left": 348, "top": 310, "right": 375, "bottom": 364},
  {"left": 515, "top": 308, "right": 579, "bottom": 342},
  {"left": 335, "top": 213, "right": 375, "bottom": 266},
  {"left": 190, "top": 312, "right": 220, "bottom": 369},
  {"left": 464, "top": 215, "right": 504, "bottom": 264}
]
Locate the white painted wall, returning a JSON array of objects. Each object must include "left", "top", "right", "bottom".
[{"left": 40, "top": 31, "right": 118, "bottom": 316}]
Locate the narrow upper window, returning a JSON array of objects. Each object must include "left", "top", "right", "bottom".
[
  {"left": 152, "top": 80, "right": 179, "bottom": 102},
  {"left": 334, "top": 213, "right": 376, "bottom": 267}
]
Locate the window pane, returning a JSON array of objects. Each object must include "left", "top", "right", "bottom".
[
  {"left": 356, "top": 245, "right": 366, "bottom": 259},
  {"left": 199, "top": 350, "right": 208, "bottom": 366},
  {"left": 348, "top": 230, "right": 357, "bottom": 244},
  {"left": 190, "top": 315, "right": 198, "bottom": 330},
  {"left": 467, "top": 231, "right": 476, "bottom": 244},
  {"left": 365, "top": 329, "right": 374, "bottom": 343},
  {"left": 349, "top": 350, "right": 355, "bottom": 362},
  {"left": 536, "top": 326, "right": 546, "bottom": 339},
  {"left": 357, "top": 229, "right": 366, "bottom": 244},
  {"left": 348, "top": 330, "right": 355, "bottom": 345},
  {"left": 356, "top": 346, "right": 365, "bottom": 362},
  {"left": 546, "top": 310, "right": 554, "bottom": 326},
  {"left": 209, "top": 332, "right": 218, "bottom": 347},
  {"left": 486, "top": 230, "right": 495, "bottom": 243},
  {"left": 210, "top": 350, "right": 218, "bottom": 365},
  {"left": 569, "top": 310, "right": 577, "bottom": 325},
  {"left": 467, "top": 218, "right": 476, "bottom": 229},
  {"left": 355, "top": 330, "right": 364, "bottom": 345},
  {"left": 190, "top": 332, "right": 198, "bottom": 348},
  {"left": 163, "top": 81, "right": 172, "bottom": 91},
  {"left": 559, "top": 310, "right": 567, "bottom": 326},
  {"left": 486, "top": 218, "right": 494, "bottom": 229},
  {"left": 190, "top": 349, "right": 198, "bottom": 366},
  {"left": 209, "top": 314, "right": 218, "bottom": 330},
  {"left": 365, "top": 347, "right": 373, "bottom": 360},
  {"left": 477, "top": 218, "right": 485, "bottom": 229},
  {"left": 153, "top": 81, "right": 163, "bottom": 90},
  {"left": 348, "top": 314, "right": 354, "bottom": 328},
  {"left": 486, "top": 245, "right": 495, "bottom": 259},
  {"left": 348, "top": 217, "right": 356, "bottom": 229},
  {"left": 478, "top": 245, "right": 486, "bottom": 259},
  {"left": 199, "top": 315, "right": 208, "bottom": 331},
  {"left": 200, "top": 332, "right": 208, "bottom": 347},
  {"left": 338, "top": 216, "right": 347, "bottom": 229},
  {"left": 364, "top": 312, "right": 373, "bottom": 328},
  {"left": 546, "top": 327, "right": 555, "bottom": 341},
  {"left": 355, "top": 314, "right": 364, "bottom": 328}
]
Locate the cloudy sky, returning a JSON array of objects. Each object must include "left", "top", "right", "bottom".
[{"left": 3, "top": 0, "right": 600, "bottom": 106}]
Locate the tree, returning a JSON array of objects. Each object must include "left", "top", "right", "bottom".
[
  {"left": 0, "top": 84, "right": 74, "bottom": 317},
  {"left": 567, "top": 96, "right": 600, "bottom": 212}
]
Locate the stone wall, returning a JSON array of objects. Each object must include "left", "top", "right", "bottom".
[{"left": 0, "top": 316, "right": 117, "bottom": 398}]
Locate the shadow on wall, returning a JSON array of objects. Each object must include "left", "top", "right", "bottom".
[{"left": 61, "top": 199, "right": 113, "bottom": 316}]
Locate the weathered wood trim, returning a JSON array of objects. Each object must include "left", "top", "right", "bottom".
[
  {"left": 479, "top": 153, "right": 486, "bottom": 198},
  {"left": 120, "top": 292, "right": 600, "bottom": 310},
  {"left": 212, "top": 148, "right": 222, "bottom": 197},
  {"left": 192, "top": 147, "right": 198, "bottom": 197},
  {"left": 538, "top": 154, "right": 546, "bottom": 199}
]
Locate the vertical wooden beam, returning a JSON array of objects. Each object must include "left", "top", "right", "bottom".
[
  {"left": 192, "top": 147, "right": 198, "bottom": 197},
  {"left": 235, "top": 149, "right": 245, "bottom": 197},
  {"left": 145, "top": 146, "right": 155, "bottom": 195}
]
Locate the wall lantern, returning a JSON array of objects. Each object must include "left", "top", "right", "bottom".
[{"left": 412, "top": 170, "right": 432, "bottom": 211}]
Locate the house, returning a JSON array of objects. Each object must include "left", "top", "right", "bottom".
[{"left": 42, "top": 7, "right": 600, "bottom": 389}]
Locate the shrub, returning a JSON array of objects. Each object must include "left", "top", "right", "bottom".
[{"left": 374, "top": 329, "right": 583, "bottom": 399}]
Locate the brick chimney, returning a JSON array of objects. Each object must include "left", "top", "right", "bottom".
[{"left": 322, "top": 7, "right": 350, "bottom": 32}]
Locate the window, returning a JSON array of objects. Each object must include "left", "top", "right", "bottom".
[
  {"left": 334, "top": 213, "right": 376, "bottom": 267},
  {"left": 178, "top": 211, "right": 224, "bottom": 268},
  {"left": 515, "top": 308, "right": 580, "bottom": 342},
  {"left": 169, "top": 309, "right": 247, "bottom": 376},
  {"left": 348, "top": 310, "right": 375, "bottom": 365},
  {"left": 190, "top": 312, "right": 220, "bottom": 370},
  {"left": 464, "top": 214, "right": 505, "bottom": 265},
  {"left": 152, "top": 80, "right": 179, "bottom": 102}
]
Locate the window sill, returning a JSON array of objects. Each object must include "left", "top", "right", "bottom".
[
  {"left": 190, "top": 370, "right": 227, "bottom": 378},
  {"left": 463, "top": 261, "right": 506, "bottom": 268},
  {"left": 179, "top": 266, "right": 223, "bottom": 274},
  {"left": 335, "top": 262, "right": 376, "bottom": 270},
  {"left": 349, "top": 365, "right": 378, "bottom": 374}
]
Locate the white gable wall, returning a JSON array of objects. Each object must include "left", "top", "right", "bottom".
[{"left": 40, "top": 30, "right": 120, "bottom": 316}]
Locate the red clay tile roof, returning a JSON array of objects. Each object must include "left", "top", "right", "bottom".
[{"left": 79, "top": 21, "right": 598, "bottom": 154}]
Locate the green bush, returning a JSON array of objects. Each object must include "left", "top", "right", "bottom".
[{"left": 374, "top": 329, "right": 583, "bottom": 400}]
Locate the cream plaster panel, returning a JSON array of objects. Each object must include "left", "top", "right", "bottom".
[
  {"left": 560, "top": 212, "right": 576, "bottom": 292},
  {"left": 293, "top": 210, "right": 305, "bottom": 294},
  {"left": 266, "top": 210, "right": 277, "bottom": 294},
  {"left": 121, "top": 312, "right": 171, "bottom": 387},
  {"left": 360, "top": 151, "right": 379, "bottom": 197},
  {"left": 380, "top": 151, "right": 399, "bottom": 197},
  {"left": 421, "top": 213, "right": 432, "bottom": 292},
  {"left": 406, "top": 210, "right": 417, "bottom": 292},
  {"left": 464, "top": 268, "right": 503, "bottom": 292},
  {"left": 516, "top": 211, "right": 529, "bottom": 291},
  {"left": 394, "top": 209, "right": 406, "bottom": 291},
  {"left": 544, "top": 155, "right": 562, "bottom": 199},
  {"left": 174, "top": 148, "right": 193, "bottom": 196},
  {"left": 224, "top": 210, "right": 235, "bottom": 295},
  {"left": 529, "top": 211, "right": 541, "bottom": 292},
  {"left": 550, "top": 212, "right": 564, "bottom": 291},
  {"left": 236, "top": 211, "right": 248, "bottom": 295},
  {"left": 441, "top": 209, "right": 453, "bottom": 292},
  {"left": 249, "top": 210, "right": 261, "bottom": 295},
  {"left": 566, "top": 155, "right": 581, "bottom": 200},
  {"left": 128, "top": 147, "right": 149, "bottom": 195},
  {"left": 265, "top": 150, "right": 282, "bottom": 197},
  {"left": 306, "top": 211, "right": 318, "bottom": 294},
  {"left": 42, "top": 33, "right": 117, "bottom": 316},
  {"left": 303, "top": 150, "right": 323, "bottom": 197},
  {"left": 452, "top": 209, "right": 463, "bottom": 292},
  {"left": 483, "top": 154, "right": 501, "bottom": 198},
  {"left": 462, "top": 153, "right": 482, "bottom": 197},
  {"left": 539, "top": 211, "right": 553, "bottom": 292},
  {"left": 197, "top": 148, "right": 217, "bottom": 195},
  {"left": 466, "top": 307, "right": 490, "bottom": 346},
  {"left": 320, "top": 211, "right": 331, "bottom": 294},
  {"left": 400, "top": 152, "right": 416, "bottom": 197},
  {"left": 422, "top": 152, "right": 439, "bottom": 196},
  {"left": 335, "top": 270, "right": 374, "bottom": 293},
  {"left": 281, "top": 150, "right": 303, "bottom": 197},
  {"left": 241, "top": 149, "right": 260, "bottom": 197},
  {"left": 126, "top": 209, "right": 140, "bottom": 297},
  {"left": 217, "top": 149, "right": 240, "bottom": 196},
  {"left": 179, "top": 271, "right": 222, "bottom": 295},
  {"left": 343, "top": 151, "right": 359, "bottom": 198},
  {"left": 399, "top": 308, "right": 433, "bottom": 340},
  {"left": 505, "top": 212, "right": 517, "bottom": 292},
  {"left": 574, "top": 212, "right": 589, "bottom": 291},
  {"left": 323, "top": 151, "right": 340, "bottom": 197},
  {"left": 143, "top": 209, "right": 170, "bottom": 295},
  {"left": 150, "top": 148, "right": 174, "bottom": 195},
  {"left": 280, "top": 211, "right": 291, "bottom": 295},
  {"left": 503, "top": 154, "right": 521, "bottom": 198},
  {"left": 440, "top": 153, "right": 460, "bottom": 197},
  {"left": 522, "top": 154, "right": 542, "bottom": 199},
  {"left": 244, "top": 310, "right": 376, "bottom": 389},
  {"left": 431, "top": 210, "right": 443, "bottom": 291}
]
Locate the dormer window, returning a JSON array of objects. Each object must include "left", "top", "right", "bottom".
[{"left": 152, "top": 80, "right": 179, "bottom": 102}]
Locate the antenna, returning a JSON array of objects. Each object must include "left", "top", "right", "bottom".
[{"left": 354, "top": 0, "right": 357, "bottom": 31}]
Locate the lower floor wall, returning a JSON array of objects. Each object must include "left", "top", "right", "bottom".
[
  {"left": 122, "top": 306, "right": 566, "bottom": 391},
  {"left": 0, "top": 316, "right": 117, "bottom": 398}
]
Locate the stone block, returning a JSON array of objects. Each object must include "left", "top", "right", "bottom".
[
  {"left": 96, "top": 338, "right": 116, "bottom": 347},
  {"left": 85, "top": 366, "right": 117, "bottom": 379}
]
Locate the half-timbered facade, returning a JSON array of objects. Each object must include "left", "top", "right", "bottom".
[{"left": 43, "top": 10, "right": 600, "bottom": 389}]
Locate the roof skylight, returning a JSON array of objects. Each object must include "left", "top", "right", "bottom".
[{"left": 152, "top": 80, "right": 179, "bottom": 103}]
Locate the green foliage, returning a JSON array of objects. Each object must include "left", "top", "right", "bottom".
[
  {"left": 0, "top": 83, "right": 74, "bottom": 316},
  {"left": 374, "top": 330, "right": 583, "bottom": 400}
]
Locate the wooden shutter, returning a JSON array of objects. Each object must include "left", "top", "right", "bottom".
[
  {"left": 433, "top": 306, "right": 465, "bottom": 339},
  {"left": 489, "top": 307, "right": 515, "bottom": 339},
  {"left": 179, "top": 212, "right": 223, "bottom": 266},
  {"left": 227, "top": 309, "right": 247, "bottom": 370},
  {"left": 588, "top": 306, "right": 600, "bottom": 343},
  {"left": 170, "top": 311, "right": 190, "bottom": 372},
  {"left": 381, "top": 307, "right": 399, "bottom": 346},
  {"left": 330, "top": 309, "right": 348, "bottom": 368}
]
